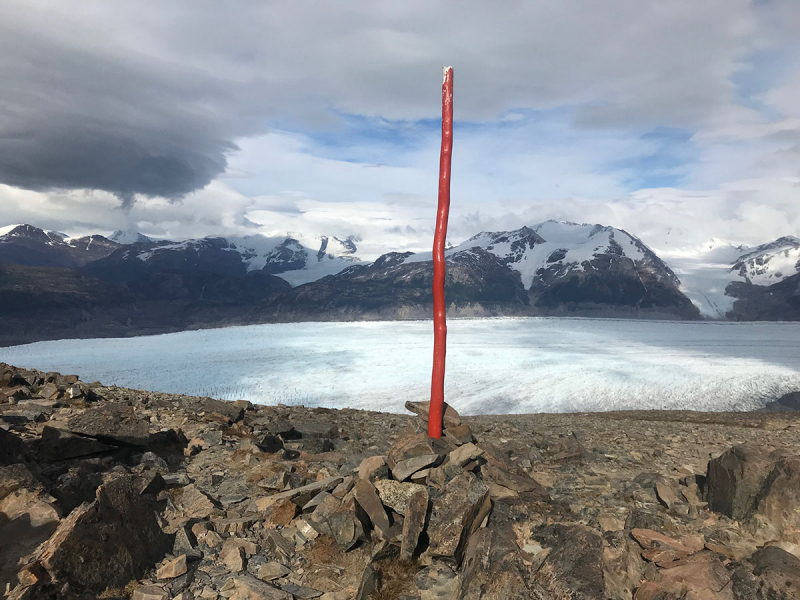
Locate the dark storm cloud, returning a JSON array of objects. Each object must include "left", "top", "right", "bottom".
[{"left": 0, "top": 18, "right": 258, "bottom": 204}]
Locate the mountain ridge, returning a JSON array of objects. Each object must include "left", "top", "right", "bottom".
[{"left": 1, "top": 220, "right": 799, "bottom": 345}]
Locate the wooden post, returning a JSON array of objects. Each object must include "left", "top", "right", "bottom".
[{"left": 429, "top": 66, "right": 453, "bottom": 439}]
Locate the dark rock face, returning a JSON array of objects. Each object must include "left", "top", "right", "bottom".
[
  {"left": 36, "top": 474, "right": 171, "bottom": 594},
  {"left": 0, "top": 225, "right": 120, "bottom": 269},
  {"left": 260, "top": 247, "right": 531, "bottom": 322},
  {"left": 706, "top": 444, "right": 774, "bottom": 521},
  {"left": 727, "top": 272, "right": 800, "bottom": 321},
  {"left": 706, "top": 444, "right": 800, "bottom": 536}
]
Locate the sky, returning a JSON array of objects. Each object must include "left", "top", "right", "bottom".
[{"left": 1, "top": 1, "right": 799, "bottom": 259}]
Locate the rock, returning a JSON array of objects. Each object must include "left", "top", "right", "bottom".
[
  {"left": 481, "top": 464, "right": 549, "bottom": 501},
  {"left": 0, "top": 463, "right": 40, "bottom": 500},
  {"left": 231, "top": 575, "right": 293, "bottom": 599},
  {"left": 173, "top": 484, "right": 215, "bottom": 520},
  {"left": 655, "top": 481, "right": 679, "bottom": 509},
  {"left": 37, "top": 382, "right": 59, "bottom": 400},
  {"left": 264, "top": 529, "right": 295, "bottom": 559},
  {"left": 631, "top": 529, "right": 704, "bottom": 555},
  {"left": 550, "top": 434, "right": 589, "bottom": 461},
  {"left": 132, "top": 586, "right": 170, "bottom": 600},
  {"left": 355, "top": 563, "right": 381, "bottom": 600},
  {"left": 414, "top": 562, "right": 460, "bottom": 600},
  {"left": 447, "top": 442, "right": 483, "bottom": 467},
  {"left": 257, "top": 434, "right": 284, "bottom": 453},
  {"left": 266, "top": 497, "right": 298, "bottom": 526},
  {"left": 392, "top": 454, "right": 443, "bottom": 481},
  {"left": 203, "top": 397, "right": 245, "bottom": 423},
  {"left": 731, "top": 546, "right": 800, "bottom": 600},
  {"left": 163, "top": 472, "right": 191, "bottom": 488},
  {"left": 530, "top": 524, "right": 605, "bottom": 599},
  {"left": 251, "top": 476, "right": 343, "bottom": 511},
  {"left": 706, "top": 443, "right": 773, "bottom": 521},
  {"left": 374, "top": 479, "right": 427, "bottom": 515},
  {"left": 66, "top": 404, "right": 151, "bottom": 446},
  {"left": 443, "top": 423, "right": 474, "bottom": 446},
  {"left": 257, "top": 561, "right": 290, "bottom": 581},
  {"left": 707, "top": 444, "right": 800, "bottom": 536},
  {"left": 353, "top": 479, "right": 391, "bottom": 538},
  {"left": 36, "top": 474, "right": 172, "bottom": 593},
  {"left": 401, "top": 489, "right": 429, "bottom": 559},
  {"left": 221, "top": 544, "right": 247, "bottom": 572},
  {"left": 404, "top": 400, "right": 461, "bottom": 429},
  {"left": 357, "top": 455, "right": 388, "bottom": 480},
  {"left": 157, "top": 554, "right": 188, "bottom": 579},
  {"left": 38, "top": 425, "right": 118, "bottom": 461},
  {"left": 426, "top": 472, "right": 491, "bottom": 565},
  {"left": 656, "top": 557, "right": 732, "bottom": 598},
  {"left": 387, "top": 433, "right": 450, "bottom": 469},
  {"left": 0, "top": 428, "right": 24, "bottom": 465}
]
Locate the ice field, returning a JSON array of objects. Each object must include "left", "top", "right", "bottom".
[{"left": 2, "top": 317, "right": 800, "bottom": 414}]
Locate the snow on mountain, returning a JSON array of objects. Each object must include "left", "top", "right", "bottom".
[
  {"left": 733, "top": 236, "right": 800, "bottom": 286},
  {"left": 0, "top": 224, "right": 24, "bottom": 237},
  {"left": 133, "top": 233, "right": 362, "bottom": 286},
  {"left": 663, "top": 236, "right": 800, "bottom": 319},
  {"left": 109, "top": 229, "right": 153, "bottom": 244},
  {"left": 404, "top": 220, "right": 652, "bottom": 289}
]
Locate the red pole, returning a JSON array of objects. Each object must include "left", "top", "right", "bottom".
[{"left": 429, "top": 66, "right": 453, "bottom": 439}]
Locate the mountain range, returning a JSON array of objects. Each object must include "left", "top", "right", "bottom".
[{"left": 0, "top": 221, "right": 798, "bottom": 345}]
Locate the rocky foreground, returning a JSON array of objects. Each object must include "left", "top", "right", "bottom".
[{"left": 3, "top": 364, "right": 800, "bottom": 599}]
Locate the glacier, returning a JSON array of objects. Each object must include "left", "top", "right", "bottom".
[{"left": 1, "top": 317, "right": 799, "bottom": 415}]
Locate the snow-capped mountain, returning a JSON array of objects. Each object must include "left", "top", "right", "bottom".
[
  {"left": 0, "top": 224, "right": 120, "bottom": 268},
  {"left": 732, "top": 236, "right": 800, "bottom": 286},
  {"left": 109, "top": 229, "right": 153, "bottom": 245},
  {"left": 277, "top": 220, "right": 698, "bottom": 320},
  {"left": 86, "top": 232, "right": 362, "bottom": 286},
  {"left": 2, "top": 221, "right": 800, "bottom": 329}
]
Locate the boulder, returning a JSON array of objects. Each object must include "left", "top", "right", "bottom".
[
  {"left": 706, "top": 444, "right": 773, "bottom": 521},
  {"left": 707, "top": 444, "right": 800, "bottom": 535},
  {"left": 35, "top": 474, "right": 172, "bottom": 593},
  {"left": 202, "top": 397, "right": 245, "bottom": 423},
  {"left": 426, "top": 472, "right": 491, "bottom": 566},
  {"left": 37, "top": 426, "right": 118, "bottom": 461},
  {"left": 66, "top": 404, "right": 151, "bottom": 446}
]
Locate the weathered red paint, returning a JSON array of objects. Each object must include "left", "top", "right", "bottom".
[{"left": 429, "top": 66, "right": 453, "bottom": 439}]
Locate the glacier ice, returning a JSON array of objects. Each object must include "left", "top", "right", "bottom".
[{"left": 1, "top": 317, "right": 799, "bottom": 415}]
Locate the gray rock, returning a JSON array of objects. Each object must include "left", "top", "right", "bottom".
[
  {"left": 426, "top": 472, "right": 491, "bottom": 566},
  {"left": 401, "top": 489, "right": 429, "bottom": 559},
  {"left": 36, "top": 474, "right": 172, "bottom": 593}
]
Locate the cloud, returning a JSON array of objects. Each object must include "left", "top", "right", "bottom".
[{"left": 0, "top": 0, "right": 799, "bottom": 255}]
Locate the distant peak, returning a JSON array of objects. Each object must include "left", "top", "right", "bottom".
[{"left": 109, "top": 229, "right": 153, "bottom": 245}]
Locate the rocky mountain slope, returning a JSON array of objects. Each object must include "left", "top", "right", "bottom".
[
  {"left": 1, "top": 221, "right": 799, "bottom": 345},
  {"left": 3, "top": 362, "right": 800, "bottom": 599}
]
